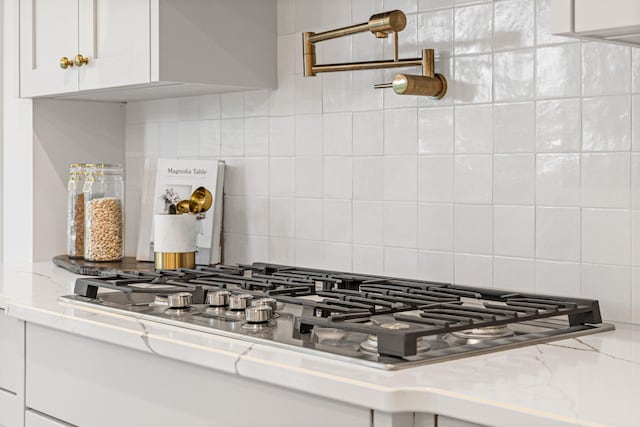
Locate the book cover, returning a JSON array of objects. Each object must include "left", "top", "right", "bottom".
[{"left": 136, "top": 158, "right": 224, "bottom": 265}]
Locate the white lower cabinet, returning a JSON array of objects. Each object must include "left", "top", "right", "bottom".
[
  {"left": 0, "top": 388, "right": 20, "bottom": 427},
  {"left": 0, "top": 311, "right": 24, "bottom": 393},
  {"left": 25, "top": 411, "right": 73, "bottom": 427},
  {"left": 25, "top": 323, "right": 370, "bottom": 427}
]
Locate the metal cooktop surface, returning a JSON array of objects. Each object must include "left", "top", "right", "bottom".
[{"left": 59, "top": 263, "right": 614, "bottom": 370}]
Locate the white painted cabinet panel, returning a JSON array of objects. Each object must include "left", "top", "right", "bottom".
[
  {"left": 26, "top": 324, "right": 369, "bottom": 427},
  {"left": 19, "top": 0, "right": 277, "bottom": 101},
  {"left": 0, "top": 388, "right": 20, "bottom": 427},
  {"left": 437, "top": 415, "right": 486, "bottom": 427},
  {"left": 553, "top": 0, "right": 640, "bottom": 46},
  {"left": 25, "top": 410, "right": 72, "bottom": 427},
  {"left": 77, "top": 0, "right": 151, "bottom": 91},
  {"left": 19, "top": 0, "right": 79, "bottom": 97},
  {"left": 0, "top": 311, "right": 23, "bottom": 393}
]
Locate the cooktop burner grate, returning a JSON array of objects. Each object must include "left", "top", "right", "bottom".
[{"left": 64, "top": 262, "right": 613, "bottom": 369}]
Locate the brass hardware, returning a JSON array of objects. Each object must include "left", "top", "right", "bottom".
[
  {"left": 154, "top": 251, "right": 196, "bottom": 270},
  {"left": 59, "top": 57, "right": 74, "bottom": 69},
  {"left": 381, "top": 73, "right": 447, "bottom": 99},
  {"left": 302, "top": 10, "right": 447, "bottom": 98},
  {"left": 74, "top": 54, "right": 89, "bottom": 67}
]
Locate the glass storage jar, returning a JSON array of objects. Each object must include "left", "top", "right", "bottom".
[
  {"left": 83, "top": 164, "right": 124, "bottom": 261},
  {"left": 66, "top": 163, "right": 86, "bottom": 258}
]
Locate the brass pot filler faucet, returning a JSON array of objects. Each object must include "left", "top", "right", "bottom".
[{"left": 303, "top": 10, "right": 447, "bottom": 98}]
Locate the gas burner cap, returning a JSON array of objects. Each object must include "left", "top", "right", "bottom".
[
  {"left": 447, "top": 325, "right": 515, "bottom": 345},
  {"left": 360, "top": 323, "right": 430, "bottom": 355},
  {"left": 167, "top": 292, "right": 192, "bottom": 309},
  {"left": 251, "top": 298, "right": 279, "bottom": 317}
]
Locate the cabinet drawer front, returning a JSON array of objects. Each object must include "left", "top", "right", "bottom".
[
  {"left": 26, "top": 324, "right": 369, "bottom": 427},
  {"left": 575, "top": 0, "right": 640, "bottom": 33},
  {"left": 0, "top": 312, "right": 23, "bottom": 393},
  {"left": 0, "top": 388, "right": 19, "bottom": 427},
  {"left": 25, "top": 411, "right": 73, "bottom": 427}
]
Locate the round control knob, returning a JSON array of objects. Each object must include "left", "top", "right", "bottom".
[
  {"left": 206, "top": 290, "right": 231, "bottom": 307},
  {"left": 228, "top": 294, "right": 253, "bottom": 310},
  {"left": 167, "top": 292, "right": 192, "bottom": 309},
  {"left": 245, "top": 306, "right": 272, "bottom": 324},
  {"left": 251, "top": 298, "right": 277, "bottom": 313}
]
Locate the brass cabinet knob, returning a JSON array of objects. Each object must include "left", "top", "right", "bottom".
[
  {"left": 59, "top": 56, "right": 74, "bottom": 69},
  {"left": 74, "top": 54, "right": 89, "bottom": 67}
]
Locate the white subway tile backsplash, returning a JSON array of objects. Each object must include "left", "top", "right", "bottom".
[
  {"left": 582, "top": 96, "right": 631, "bottom": 152},
  {"left": 494, "top": 102, "right": 534, "bottom": 153},
  {"left": 494, "top": 0, "right": 534, "bottom": 50},
  {"left": 535, "top": 0, "right": 566, "bottom": 45},
  {"left": 536, "top": 99, "right": 581, "bottom": 152},
  {"left": 454, "top": 253, "right": 492, "bottom": 287},
  {"left": 419, "top": 107, "right": 454, "bottom": 154},
  {"left": 494, "top": 50, "right": 534, "bottom": 101},
  {"left": 269, "top": 198, "right": 295, "bottom": 238},
  {"left": 454, "top": 3, "right": 493, "bottom": 55},
  {"left": 269, "top": 116, "right": 295, "bottom": 156},
  {"left": 244, "top": 117, "right": 269, "bottom": 156},
  {"left": 454, "top": 204, "right": 492, "bottom": 254},
  {"left": 323, "top": 242, "right": 352, "bottom": 271},
  {"left": 633, "top": 154, "right": 640, "bottom": 209},
  {"left": 353, "top": 111, "right": 384, "bottom": 155},
  {"left": 418, "top": 250, "right": 454, "bottom": 282},
  {"left": 582, "top": 43, "right": 630, "bottom": 97},
  {"left": 384, "top": 156, "right": 418, "bottom": 201},
  {"left": 581, "top": 153, "right": 630, "bottom": 209},
  {"left": 384, "top": 108, "right": 418, "bottom": 154},
  {"left": 535, "top": 44, "right": 581, "bottom": 98},
  {"left": 418, "top": 9, "right": 453, "bottom": 53},
  {"left": 494, "top": 206, "right": 534, "bottom": 258},
  {"left": 323, "top": 112, "right": 353, "bottom": 155},
  {"left": 455, "top": 105, "right": 492, "bottom": 154},
  {"left": 353, "top": 245, "right": 384, "bottom": 275},
  {"left": 125, "top": 0, "right": 640, "bottom": 324},
  {"left": 324, "top": 157, "right": 352, "bottom": 199},
  {"left": 536, "top": 154, "right": 581, "bottom": 206},
  {"left": 493, "top": 257, "right": 535, "bottom": 292},
  {"left": 220, "top": 118, "right": 244, "bottom": 156},
  {"left": 454, "top": 54, "right": 492, "bottom": 104},
  {"left": 535, "top": 260, "right": 580, "bottom": 297},
  {"left": 418, "top": 203, "right": 454, "bottom": 251},
  {"left": 493, "top": 154, "right": 535, "bottom": 205},
  {"left": 536, "top": 207, "right": 581, "bottom": 262},
  {"left": 353, "top": 201, "right": 384, "bottom": 246},
  {"left": 323, "top": 200, "right": 352, "bottom": 243},
  {"left": 295, "top": 199, "right": 323, "bottom": 240},
  {"left": 582, "top": 263, "right": 632, "bottom": 323},
  {"left": 353, "top": 157, "right": 384, "bottom": 200},
  {"left": 582, "top": 209, "right": 631, "bottom": 266},
  {"left": 384, "top": 247, "right": 418, "bottom": 279},
  {"left": 383, "top": 202, "right": 418, "bottom": 248},
  {"left": 632, "top": 211, "right": 640, "bottom": 266},
  {"left": 295, "top": 114, "right": 323, "bottom": 155},
  {"left": 269, "top": 157, "right": 295, "bottom": 197},
  {"left": 418, "top": 155, "right": 454, "bottom": 202},
  {"left": 295, "top": 156, "right": 323, "bottom": 197},
  {"left": 269, "top": 237, "right": 295, "bottom": 264},
  {"left": 455, "top": 155, "right": 492, "bottom": 203}
]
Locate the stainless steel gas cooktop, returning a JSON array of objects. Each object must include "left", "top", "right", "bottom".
[{"left": 59, "top": 263, "right": 614, "bottom": 370}]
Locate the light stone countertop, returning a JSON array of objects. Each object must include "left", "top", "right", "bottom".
[{"left": 0, "top": 262, "right": 638, "bottom": 427}]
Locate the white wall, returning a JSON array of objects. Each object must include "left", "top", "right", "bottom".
[{"left": 126, "top": 0, "right": 639, "bottom": 324}]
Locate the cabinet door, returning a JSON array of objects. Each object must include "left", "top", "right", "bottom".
[
  {"left": 20, "top": 0, "right": 79, "bottom": 97},
  {"left": 77, "top": 0, "right": 151, "bottom": 91},
  {"left": 26, "top": 410, "right": 73, "bottom": 427}
]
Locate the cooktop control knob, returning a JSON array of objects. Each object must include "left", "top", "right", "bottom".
[
  {"left": 228, "top": 294, "right": 253, "bottom": 310},
  {"left": 251, "top": 298, "right": 278, "bottom": 313},
  {"left": 206, "top": 290, "right": 231, "bottom": 307},
  {"left": 167, "top": 292, "right": 192, "bottom": 309},
  {"left": 245, "top": 306, "right": 272, "bottom": 324}
]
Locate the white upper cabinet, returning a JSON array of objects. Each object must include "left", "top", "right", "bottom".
[
  {"left": 19, "top": 0, "right": 277, "bottom": 101},
  {"left": 553, "top": 0, "right": 640, "bottom": 46}
]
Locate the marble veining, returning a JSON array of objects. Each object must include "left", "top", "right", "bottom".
[{"left": 0, "top": 262, "right": 638, "bottom": 427}]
